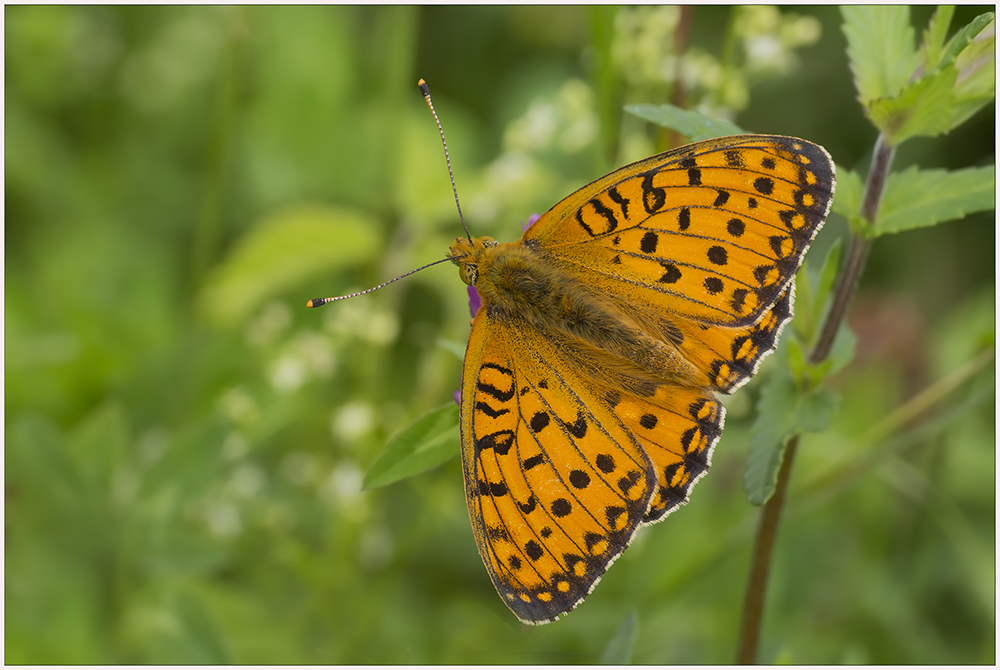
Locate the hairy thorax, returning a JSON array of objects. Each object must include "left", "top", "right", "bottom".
[{"left": 449, "top": 236, "right": 704, "bottom": 388}]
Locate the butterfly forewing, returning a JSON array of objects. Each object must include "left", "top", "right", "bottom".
[{"left": 524, "top": 135, "right": 835, "bottom": 328}]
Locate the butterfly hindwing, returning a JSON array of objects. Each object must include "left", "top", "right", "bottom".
[
  {"left": 525, "top": 135, "right": 834, "bottom": 330},
  {"left": 460, "top": 308, "right": 657, "bottom": 624},
  {"left": 600, "top": 383, "right": 726, "bottom": 523}
]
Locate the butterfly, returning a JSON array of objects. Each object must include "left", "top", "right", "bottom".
[{"left": 447, "top": 134, "right": 835, "bottom": 624}]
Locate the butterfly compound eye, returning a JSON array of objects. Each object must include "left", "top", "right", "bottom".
[{"left": 460, "top": 264, "right": 479, "bottom": 286}]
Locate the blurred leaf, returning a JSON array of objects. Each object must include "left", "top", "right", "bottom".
[
  {"left": 68, "top": 402, "right": 130, "bottom": 490},
  {"left": 842, "top": 6, "right": 918, "bottom": 104},
  {"left": 10, "top": 415, "right": 81, "bottom": 515},
  {"left": 873, "top": 165, "right": 995, "bottom": 236},
  {"left": 600, "top": 609, "right": 639, "bottom": 664},
  {"left": 922, "top": 6, "right": 955, "bottom": 71},
  {"left": 199, "top": 205, "right": 381, "bottom": 324},
  {"left": 949, "top": 15, "right": 996, "bottom": 130},
  {"left": 625, "top": 104, "right": 745, "bottom": 142},
  {"left": 437, "top": 337, "right": 467, "bottom": 361},
  {"left": 745, "top": 373, "right": 840, "bottom": 505},
  {"left": 173, "top": 592, "right": 230, "bottom": 664},
  {"left": 785, "top": 334, "right": 807, "bottom": 382},
  {"left": 364, "top": 403, "right": 459, "bottom": 489},
  {"left": 589, "top": 5, "right": 625, "bottom": 168},
  {"left": 935, "top": 12, "right": 994, "bottom": 74},
  {"left": 826, "top": 323, "right": 858, "bottom": 378}
]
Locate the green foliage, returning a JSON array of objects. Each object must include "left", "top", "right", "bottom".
[
  {"left": 625, "top": 103, "right": 745, "bottom": 142},
  {"left": 792, "top": 239, "right": 843, "bottom": 348},
  {"left": 842, "top": 6, "right": 921, "bottom": 104},
  {"left": 600, "top": 609, "right": 639, "bottom": 664},
  {"left": 843, "top": 6, "right": 995, "bottom": 144},
  {"left": 5, "top": 5, "right": 994, "bottom": 665},
  {"left": 200, "top": 206, "right": 382, "bottom": 324},
  {"left": 744, "top": 373, "right": 840, "bottom": 506},
  {"left": 872, "top": 165, "right": 996, "bottom": 236},
  {"left": 364, "top": 403, "right": 460, "bottom": 489}
]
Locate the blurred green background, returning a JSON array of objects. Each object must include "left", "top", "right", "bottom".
[{"left": 5, "top": 5, "right": 994, "bottom": 664}]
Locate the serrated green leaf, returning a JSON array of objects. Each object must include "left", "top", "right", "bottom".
[
  {"left": 867, "top": 67, "right": 959, "bottom": 143},
  {"left": 364, "top": 403, "right": 459, "bottom": 489},
  {"left": 786, "top": 334, "right": 807, "bottom": 381},
  {"left": 937, "top": 12, "right": 994, "bottom": 74},
  {"left": 199, "top": 205, "right": 381, "bottom": 324},
  {"left": 826, "top": 323, "right": 858, "bottom": 377},
  {"left": 794, "top": 239, "right": 843, "bottom": 346},
  {"left": 625, "top": 104, "right": 745, "bottom": 142},
  {"left": 600, "top": 610, "right": 639, "bottom": 665},
  {"left": 874, "top": 165, "right": 996, "bottom": 236},
  {"left": 950, "top": 17, "right": 996, "bottom": 129},
  {"left": 922, "top": 6, "right": 955, "bottom": 71},
  {"left": 815, "top": 238, "right": 844, "bottom": 310},
  {"left": 864, "top": 13, "right": 994, "bottom": 143},
  {"left": 745, "top": 373, "right": 840, "bottom": 505},
  {"left": 831, "top": 166, "right": 864, "bottom": 220},
  {"left": 842, "top": 6, "right": 918, "bottom": 103}
]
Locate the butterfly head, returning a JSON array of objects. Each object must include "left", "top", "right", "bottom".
[{"left": 449, "top": 236, "right": 499, "bottom": 287}]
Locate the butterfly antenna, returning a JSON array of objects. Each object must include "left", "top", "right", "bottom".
[
  {"left": 419, "top": 79, "right": 472, "bottom": 242},
  {"left": 306, "top": 257, "right": 452, "bottom": 308}
]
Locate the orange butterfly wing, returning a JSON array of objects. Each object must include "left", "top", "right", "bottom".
[
  {"left": 525, "top": 134, "right": 834, "bottom": 389},
  {"left": 460, "top": 307, "right": 725, "bottom": 623},
  {"left": 457, "top": 135, "right": 835, "bottom": 623}
]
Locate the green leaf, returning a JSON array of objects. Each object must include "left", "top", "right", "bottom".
[
  {"left": 842, "top": 6, "right": 918, "bottom": 103},
  {"left": 861, "top": 13, "right": 994, "bottom": 143},
  {"left": 793, "top": 239, "right": 843, "bottom": 345},
  {"left": 600, "top": 610, "right": 639, "bottom": 664},
  {"left": 625, "top": 104, "right": 745, "bottom": 142},
  {"left": 68, "top": 402, "right": 130, "bottom": 491},
  {"left": 950, "top": 16, "right": 996, "bottom": 129},
  {"left": 199, "top": 205, "right": 381, "bottom": 324},
  {"left": 826, "top": 323, "right": 858, "bottom": 377},
  {"left": 936, "top": 12, "right": 994, "bottom": 74},
  {"left": 830, "top": 166, "right": 865, "bottom": 230},
  {"left": 814, "top": 238, "right": 844, "bottom": 313},
  {"left": 168, "top": 592, "right": 231, "bottom": 664},
  {"left": 922, "top": 6, "right": 955, "bottom": 71},
  {"left": 437, "top": 337, "right": 467, "bottom": 361},
  {"left": 11, "top": 416, "right": 81, "bottom": 513},
  {"left": 785, "top": 334, "right": 807, "bottom": 382},
  {"left": 867, "top": 67, "right": 959, "bottom": 144},
  {"left": 745, "top": 373, "right": 840, "bottom": 505},
  {"left": 364, "top": 403, "right": 459, "bottom": 489},
  {"left": 874, "top": 165, "right": 996, "bottom": 236}
]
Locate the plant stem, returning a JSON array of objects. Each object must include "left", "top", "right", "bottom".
[
  {"left": 736, "top": 434, "right": 799, "bottom": 664},
  {"left": 735, "top": 134, "right": 896, "bottom": 663},
  {"left": 665, "top": 6, "right": 694, "bottom": 151}
]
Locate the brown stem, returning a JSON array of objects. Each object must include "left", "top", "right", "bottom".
[
  {"left": 665, "top": 6, "right": 694, "bottom": 150},
  {"left": 736, "top": 435, "right": 799, "bottom": 664},
  {"left": 736, "top": 134, "right": 896, "bottom": 663}
]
